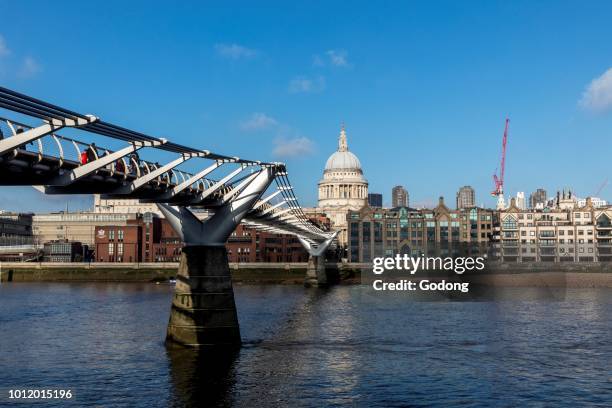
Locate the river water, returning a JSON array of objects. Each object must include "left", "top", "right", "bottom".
[{"left": 0, "top": 283, "right": 610, "bottom": 407}]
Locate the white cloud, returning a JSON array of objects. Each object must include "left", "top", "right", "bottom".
[
  {"left": 313, "top": 50, "right": 351, "bottom": 67},
  {"left": 288, "top": 76, "right": 325, "bottom": 93},
  {"left": 273, "top": 136, "right": 315, "bottom": 157},
  {"left": 0, "top": 35, "right": 9, "bottom": 57},
  {"left": 18, "top": 56, "right": 41, "bottom": 78},
  {"left": 580, "top": 68, "right": 612, "bottom": 113},
  {"left": 312, "top": 54, "right": 325, "bottom": 67},
  {"left": 326, "top": 49, "right": 349, "bottom": 67},
  {"left": 214, "top": 43, "right": 258, "bottom": 59},
  {"left": 240, "top": 113, "right": 278, "bottom": 131}
]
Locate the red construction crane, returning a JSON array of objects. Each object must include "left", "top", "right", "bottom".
[{"left": 491, "top": 118, "right": 509, "bottom": 197}]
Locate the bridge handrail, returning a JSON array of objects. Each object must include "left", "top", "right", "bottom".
[
  {"left": 0, "top": 116, "right": 230, "bottom": 190},
  {"left": 0, "top": 86, "right": 274, "bottom": 166}
]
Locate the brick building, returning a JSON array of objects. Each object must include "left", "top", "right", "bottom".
[
  {"left": 226, "top": 224, "right": 308, "bottom": 263},
  {"left": 94, "top": 213, "right": 312, "bottom": 263}
]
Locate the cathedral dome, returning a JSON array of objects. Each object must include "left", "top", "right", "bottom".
[
  {"left": 325, "top": 150, "right": 362, "bottom": 171},
  {"left": 323, "top": 125, "right": 363, "bottom": 172}
]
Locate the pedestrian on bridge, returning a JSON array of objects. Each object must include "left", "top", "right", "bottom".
[{"left": 86, "top": 143, "right": 97, "bottom": 163}]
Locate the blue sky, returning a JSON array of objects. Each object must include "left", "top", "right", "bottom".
[{"left": 0, "top": 0, "right": 611, "bottom": 212}]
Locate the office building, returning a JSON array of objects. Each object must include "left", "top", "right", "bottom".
[
  {"left": 516, "top": 192, "right": 526, "bottom": 210},
  {"left": 529, "top": 188, "right": 547, "bottom": 209},
  {"left": 392, "top": 185, "right": 408, "bottom": 207},
  {"left": 0, "top": 212, "right": 33, "bottom": 246},
  {"left": 33, "top": 212, "right": 138, "bottom": 247},
  {"left": 347, "top": 197, "right": 495, "bottom": 262},
  {"left": 456, "top": 186, "right": 476, "bottom": 209},
  {"left": 368, "top": 193, "right": 383, "bottom": 208}
]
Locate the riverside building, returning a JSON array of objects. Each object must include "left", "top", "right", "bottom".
[
  {"left": 497, "top": 194, "right": 612, "bottom": 263},
  {"left": 347, "top": 197, "right": 495, "bottom": 263},
  {"left": 33, "top": 212, "right": 138, "bottom": 247},
  {"left": 0, "top": 212, "right": 33, "bottom": 243}
]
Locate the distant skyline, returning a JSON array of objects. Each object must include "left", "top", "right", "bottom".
[{"left": 0, "top": 1, "right": 611, "bottom": 212}]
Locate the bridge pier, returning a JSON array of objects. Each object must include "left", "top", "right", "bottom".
[
  {"left": 304, "top": 255, "right": 327, "bottom": 287},
  {"left": 298, "top": 231, "right": 338, "bottom": 288},
  {"left": 166, "top": 246, "right": 241, "bottom": 347},
  {"left": 158, "top": 167, "right": 277, "bottom": 348}
]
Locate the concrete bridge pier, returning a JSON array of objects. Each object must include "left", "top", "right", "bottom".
[
  {"left": 167, "top": 245, "right": 240, "bottom": 347},
  {"left": 304, "top": 255, "right": 327, "bottom": 287},
  {"left": 298, "top": 231, "right": 338, "bottom": 288}
]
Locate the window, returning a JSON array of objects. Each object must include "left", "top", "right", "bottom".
[
  {"left": 118, "top": 243, "right": 124, "bottom": 255},
  {"left": 597, "top": 214, "right": 611, "bottom": 228},
  {"left": 108, "top": 243, "right": 114, "bottom": 255},
  {"left": 502, "top": 216, "right": 517, "bottom": 229},
  {"left": 469, "top": 209, "right": 478, "bottom": 221},
  {"left": 109, "top": 230, "right": 115, "bottom": 240},
  {"left": 374, "top": 222, "right": 383, "bottom": 243},
  {"left": 118, "top": 230, "right": 124, "bottom": 241},
  {"left": 362, "top": 222, "right": 371, "bottom": 243}
]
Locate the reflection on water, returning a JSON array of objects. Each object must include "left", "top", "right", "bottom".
[
  {"left": 167, "top": 346, "right": 238, "bottom": 408},
  {"left": 0, "top": 282, "right": 610, "bottom": 407}
]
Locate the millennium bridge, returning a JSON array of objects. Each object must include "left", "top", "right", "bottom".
[{"left": 0, "top": 86, "right": 337, "bottom": 347}]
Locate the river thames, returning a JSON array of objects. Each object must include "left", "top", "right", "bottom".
[{"left": 0, "top": 283, "right": 610, "bottom": 407}]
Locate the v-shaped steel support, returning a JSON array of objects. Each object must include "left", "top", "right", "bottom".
[{"left": 157, "top": 167, "right": 276, "bottom": 246}]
